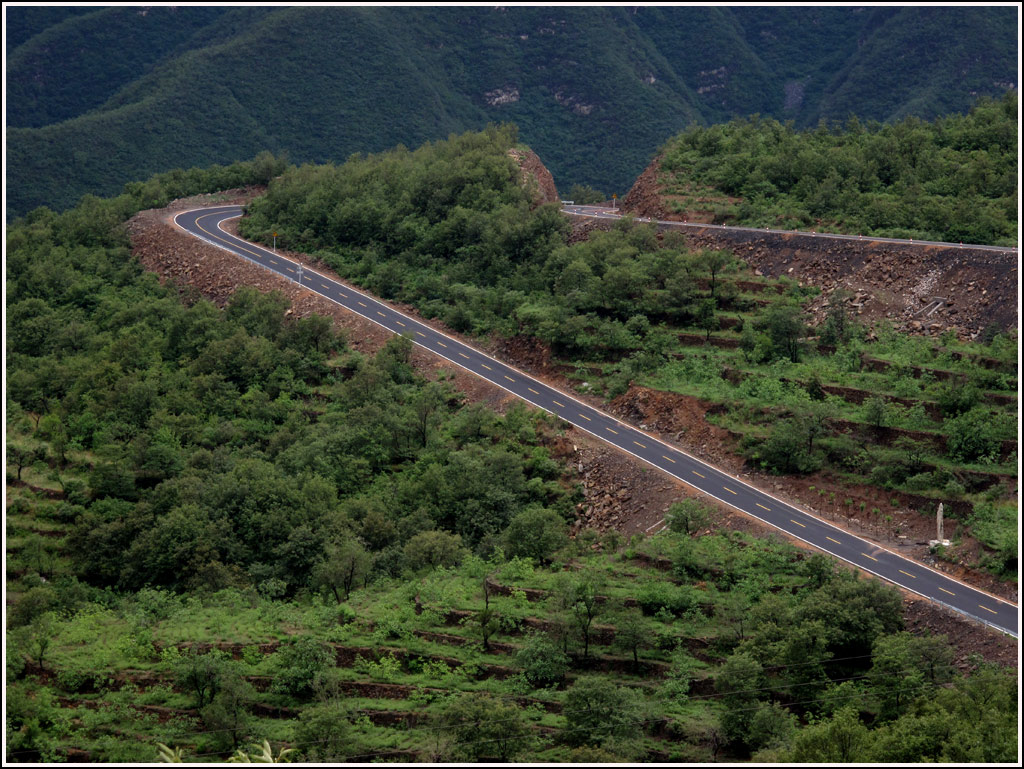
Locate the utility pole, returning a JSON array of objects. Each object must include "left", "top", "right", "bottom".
[{"left": 273, "top": 232, "right": 277, "bottom": 253}]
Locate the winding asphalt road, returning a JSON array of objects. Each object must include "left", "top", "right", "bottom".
[
  {"left": 562, "top": 205, "right": 1020, "bottom": 254},
  {"left": 175, "top": 205, "right": 1018, "bottom": 637}
]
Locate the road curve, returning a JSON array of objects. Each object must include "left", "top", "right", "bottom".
[
  {"left": 562, "top": 205, "right": 1019, "bottom": 254},
  {"left": 174, "top": 205, "right": 1018, "bottom": 637}
]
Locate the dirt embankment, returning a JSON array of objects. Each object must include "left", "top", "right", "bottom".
[
  {"left": 127, "top": 188, "right": 1015, "bottom": 665},
  {"left": 616, "top": 164, "right": 1018, "bottom": 339},
  {"left": 509, "top": 147, "right": 559, "bottom": 206}
]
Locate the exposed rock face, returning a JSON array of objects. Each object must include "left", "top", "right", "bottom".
[
  {"left": 609, "top": 164, "right": 1018, "bottom": 337},
  {"left": 485, "top": 86, "right": 520, "bottom": 106},
  {"left": 509, "top": 147, "right": 559, "bottom": 206}
]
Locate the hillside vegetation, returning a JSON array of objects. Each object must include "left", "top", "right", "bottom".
[
  {"left": 650, "top": 92, "right": 1018, "bottom": 246},
  {"left": 6, "top": 5, "right": 1017, "bottom": 217},
  {"left": 6, "top": 143, "right": 1019, "bottom": 762},
  {"left": 242, "top": 127, "right": 1018, "bottom": 580}
]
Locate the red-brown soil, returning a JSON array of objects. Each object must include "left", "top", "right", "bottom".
[
  {"left": 126, "top": 188, "right": 1016, "bottom": 667},
  {"left": 509, "top": 147, "right": 560, "bottom": 206}
]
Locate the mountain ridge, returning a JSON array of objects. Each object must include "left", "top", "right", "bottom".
[{"left": 5, "top": 5, "right": 1017, "bottom": 218}]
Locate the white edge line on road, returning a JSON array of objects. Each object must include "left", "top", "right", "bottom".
[{"left": 175, "top": 206, "right": 1019, "bottom": 635}]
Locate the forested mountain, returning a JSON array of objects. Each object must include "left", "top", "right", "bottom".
[{"left": 6, "top": 4, "right": 1017, "bottom": 217}]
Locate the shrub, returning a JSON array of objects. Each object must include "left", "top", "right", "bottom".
[{"left": 515, "top": 633, "right": 570, "bottom": 688}]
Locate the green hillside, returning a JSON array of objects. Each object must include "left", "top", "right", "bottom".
[
  {"left": 6, "top": 5, "right": 1017, "bottom": 218},
  {"left": 651, "top": 92, "right": 1018, "bottom": 245}
]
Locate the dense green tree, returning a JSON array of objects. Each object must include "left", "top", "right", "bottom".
[
  {"left": 271, "top": 637, "right": 335, "bottom": 699},
  {"left": 439, "top": 692, "right": 533, "bottom": 761},
  {"left": 562, "top": 676, "right": 644, "bottom": 747},
  {"left": 716, "top": 651, "right": 766, "bottom": 747},
  {"left": 516, "top": 633, "right": 570, "bottom": 688},
  {"left": 502, "top": 506, "right": 569, "bottom": 564},
  {"left": 666, "top": 498, "right": 714, "bottom": 536}
]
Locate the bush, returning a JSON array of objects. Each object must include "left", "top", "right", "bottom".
[
  {"left": 562, "top": 676, "right": 644, "bottom": 747},
  {"left": 947, "top": 408, "right": 1000, "bottom": 463},
  {"left": 271, "top": 637, "right": 335, "bottom": 698},
  {"left": 515, "top": 633, "right": 570, "bottom": 688}
]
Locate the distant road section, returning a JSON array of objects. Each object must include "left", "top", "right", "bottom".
[
  {"left": 562, "top": 205, "right": 1019, "bottom": 253},
  {"left": 175, "top": 205, "right": 1019, "bottom": 638}
]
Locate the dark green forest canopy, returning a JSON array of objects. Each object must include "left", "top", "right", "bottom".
[
  {"left": 6, "top": 4, "right": 1017, "bottom": 217},
  {"left": 656, "top": 92, "right": 1019, "bottom": 246},
  {"left": 6, "top": 155, "right": 575, "bottom": 595}
]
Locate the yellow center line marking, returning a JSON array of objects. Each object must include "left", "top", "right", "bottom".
[
  {"left": 552, "top": 400, "right": 564, "bottom": 407},
  {"left": 862, "top": 553, "right": 878, "bottom": 561},
  {"left": 357, "top": 301, "right": 367, "bottom": 307},
  {"left": 528, "top": 387, "right": 540, "bottom": 395},
  {"left": 633, "top": 441, "right": 646, "bottom": 448},
  {"left": 504, "top": 375, "right": 514, "bottom": 382},
  {"left": 723, "top": 486, "right": 737, "bottom": 495},
  {"left": 377, "top": 311, "right": 386, "bottom": 317},
  {"left": 979, "top": 604, "right": 998, "bottom": 615},
  {"left": 416, "top": 332, "right": 426, "bottom": 337},
  {"left": 692, "top": 471, "right": 705, "bottom": 478},
  {"left": 757, "top": 503, "right": 771, "bottom": 511},
  {"left": 396, "top": 321, "right": 405, "bottom": 327},
  {"left": 790, "top": 519, "right": 805, "bottom": 527},
  {"left": 285, "top": 267, "right": 295, "bottom": 273},
  {"left": 337, "top": 292, "right": 347, "bottom": 298},
  {"left": 826, "top": 536, "right": 841, "bottom": 544},
  {"left": 939, "top": 587, "right": 955, "bottom": 596},
  {"left": 459, "top": 352, "right": 470, "bottom": 359},
  {"left": 437, "top": 341, "right": 447, "bottom": 348},
  {"left": 662, "top": 455, "right": 675, "bottom": 463},
  {"left": 481, "top": 363, "right": 492, "bottom": 370},
  {"left": 606, "top": 427, "right": 618, "bottom": 434},
  {"left": 269, "top": 258, "right": 278, "bottom": 264},
  {"left": 898, "top": 569, "right": 916, "bottom": 579},
  {"left": 579, "top": 413, "right": 592, "bottom": 421},
  {"left": 320, "top": 283, "right": 330, "bottom": 289}
]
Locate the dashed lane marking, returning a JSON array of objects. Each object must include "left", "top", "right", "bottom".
[
  {"left": 504, "top": 375, "right": 514, "bottom": 382},
  {"left": 862, "top": 553, "right": 878, "bottom": 562},
  {"left": 898, "top": 569, "right": 916, "bottom": 579},
  {"left": 459, "top": 352, "right": 470, "bottom": 359},
  {"left": 579, "top": 413, "right": 592, "bottom": 421},
  {"left": 528, "top": 387, "right": 540, "bottom": 395},
  {"left": 437, "top": 341, "right": 447, "bottom": 348},
  {"left": 826, "top": 536, "right": 841, "bottom": 545},
  {"left": 979, "top": 604, "right": 998, "bottom": 615},
  {"left": 633, "top": 441, "right": 646, "bottom": 448},
  {"left": 357, "top": 301, "right": 367, "bottom": 307},
  {"left": 377, "top": 311, "right": 386, "bottom": 317},
  {"left": 481, "top": 363, "right": 492, "bottom": 370},
  {"left": 939, "top": 587, "right": 955, "bottom": 596},
  {"left": 692, "top": 471, "right": 705, "bottom": 478},
  {"left": 662, "top": 455, "right": 675, "bottom": 463},
  {"left": 757, "top": 503, "right": 770, "bottom": 511},
  {"left": 396, "top": 321, "right": 405, "bottom": 327},
  {"left": 723, "top": 486, "right": 737, "bottom": 495},
  {"left": 607, "top": 427, "right": 618, "bottom": 434},
  {"left": 790, "top": 519, "right": 805, "bottom": 527},
  {"left": 320, "top": 283, "right": 330, "bottom": 289},
  {"left": 552, "top": 400, "right": 564, "bottom": 407},
  {"left": 416, "top": 332, "right": 426, "bottom": 337}
]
